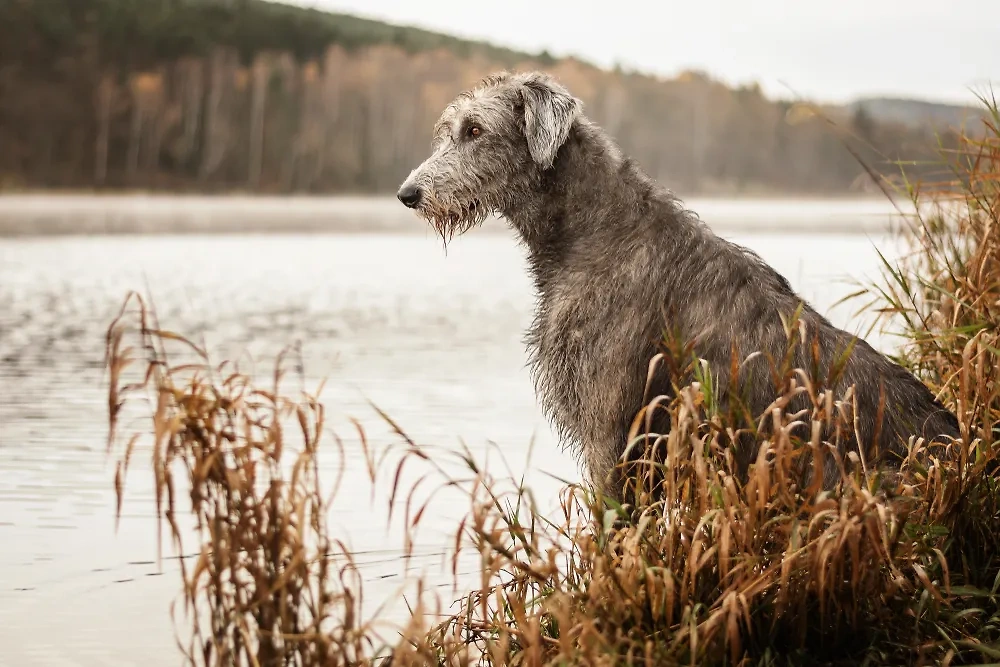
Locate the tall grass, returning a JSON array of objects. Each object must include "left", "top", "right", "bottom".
[
  {"left": 105, "top": 293, "right": 394, "bottom": 664},
  {"left": 105, "top": 96, "right": 1000, "bottom": 666}
]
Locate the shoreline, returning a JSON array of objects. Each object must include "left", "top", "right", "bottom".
[{"left": 0, "top": 193, "right": 911, "bottom": 237}]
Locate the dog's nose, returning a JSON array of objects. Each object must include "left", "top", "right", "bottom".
[{"left": 397, "top": 184, "right": 423, "bottom": 208}]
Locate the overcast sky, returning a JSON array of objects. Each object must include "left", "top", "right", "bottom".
[{"left": 284, "top": 0, "right": 997, "bottom": 105}]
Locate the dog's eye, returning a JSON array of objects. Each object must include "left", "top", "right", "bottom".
[{"left": 466, "top": 125, "right": 482, "bottom": 139}]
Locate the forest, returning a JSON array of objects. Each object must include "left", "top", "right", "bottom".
[{"left": 0, "top": 0, "right": 967, "bottom": 194}]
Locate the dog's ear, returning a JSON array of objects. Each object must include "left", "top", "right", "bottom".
[{"left": 519, "top": 74, "right": 581, "bottom": 170}]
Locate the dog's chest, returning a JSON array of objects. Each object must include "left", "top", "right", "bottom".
[{"left": 528, "top": 271, "right": 652, "bottom": 442}]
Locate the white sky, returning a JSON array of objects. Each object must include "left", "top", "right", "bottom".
[{"left": 283, "top": 0, "right": 997, "bottom": 105}]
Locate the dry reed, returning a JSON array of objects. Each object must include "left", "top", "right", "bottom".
[{"left": 105, "top": 94, "right": 1000, "bottom": 666}]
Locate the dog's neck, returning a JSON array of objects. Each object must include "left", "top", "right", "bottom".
[{"left": 503, "top": 119, "right": 693, "bottom": 291}]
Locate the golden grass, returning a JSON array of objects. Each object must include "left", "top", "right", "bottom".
[
  {"left": 106, "top": 294, "right": 391, "bottom": 664},
  {"left": 105, "top": 95, "right": 1000, "bottom": 666}
]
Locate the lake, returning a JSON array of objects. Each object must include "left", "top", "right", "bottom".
[{"left": 0, "top": 196, "right": 906, "bottom": 665}]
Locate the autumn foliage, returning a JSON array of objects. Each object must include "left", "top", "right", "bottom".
[{"left": 1, "top": 0, "right": 969, "bottom": 195}]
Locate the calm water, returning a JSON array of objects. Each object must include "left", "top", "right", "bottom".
[{"left": 0, "top": 198, "right": 902, "bottom": 665}]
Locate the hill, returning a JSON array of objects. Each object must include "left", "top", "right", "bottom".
[{"left": 848, "top": 96, "right": 985, "bottom": 130}]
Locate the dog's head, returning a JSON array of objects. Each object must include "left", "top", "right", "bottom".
[{"left": 396, "top": 71, "right": 581, "bottom": 242}]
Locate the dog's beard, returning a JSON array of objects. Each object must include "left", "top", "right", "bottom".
[{"left": 418, "top": 191, "right": 490, "bottom": 246}]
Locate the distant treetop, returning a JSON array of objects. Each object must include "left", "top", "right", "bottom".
[{"left": 0, "top": 0, "right": 543, "bottom": 67}]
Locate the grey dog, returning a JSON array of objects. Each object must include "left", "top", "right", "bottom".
[{"left": 396, "top": 70, "right": 959, "bottom": 494}]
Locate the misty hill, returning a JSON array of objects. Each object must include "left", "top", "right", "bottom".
[
  {"left": 847, "top": 97, "right": 985, "bottom": 130},
  {"left": 0, "top": 0, "right": 969, "bottom": 195}
]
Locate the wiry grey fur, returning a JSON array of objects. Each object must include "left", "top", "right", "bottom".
[{"left": 397, "top": 71, "right": 960, "bottom": 493}]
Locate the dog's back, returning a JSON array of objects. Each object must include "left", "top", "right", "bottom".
[{"left": 529, "top": 167, "right": 959, "bottom": 489}]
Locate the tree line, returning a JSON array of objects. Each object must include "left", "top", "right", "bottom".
[{"left": 0, "top": 0, "right": 960, "bottom": 194}]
